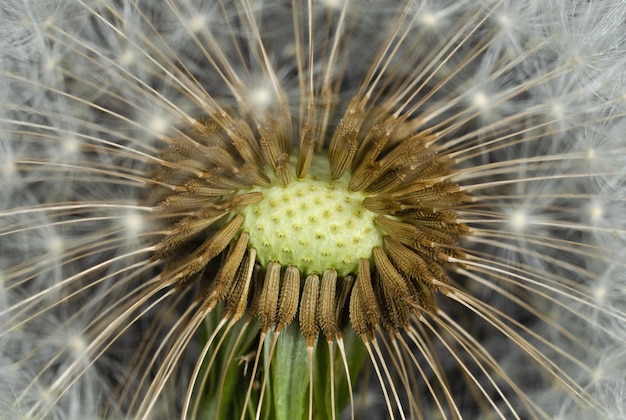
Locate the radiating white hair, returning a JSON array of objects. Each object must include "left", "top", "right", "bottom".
[{"left": 1, "top": 0, "right": 625, "bottom": 418}]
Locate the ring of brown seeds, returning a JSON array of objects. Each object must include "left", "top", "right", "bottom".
[{"left": 145, "top": 99, "right": 471, "bottom": 416}]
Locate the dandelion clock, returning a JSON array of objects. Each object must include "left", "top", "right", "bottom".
[{"left": 1, "top": 0, "right": 625, "bottom": 419}]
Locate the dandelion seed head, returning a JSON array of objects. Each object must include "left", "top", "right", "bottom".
[
  {"left": 1, "top": 0, "right": 625, "bottom": 418},
  {"left": 588, "top": 200, "right": 604, "bottom": 224},
  {"left": 148, "top": 116, "right": 169, "bottom": 136},
  {"left": 587, "top": 148, "right": 596, "bottom": 161},
  {"left": 187, "top": 15, "right": 207, "bottom": 33},
  {"left": 43, "top": 56, "right": 57, "bottom": 73},
  {"left": 123, "top": 212, "right": 144, "bottom": 235},
  {"left": 509, "top": 209, "right": 528, "bottom": 232},
  {"left": 420, "top": 13, "right": 438, "bottom": 28},
  {"left": 471, "top": 91, "right": 489, "bottom": 110},
  {"left": 118, "top": 48, "right": 136, "bottom": 67},
  {"left": 469, "top": 89, "right": 500, "bottom": 120},
  {"left": 60, "top": 133, "right": 80, "bottom": 156},
  {"left": 67, "top": 334, "right": 88, "bottom": 360},
  {"left": 593, "top": 258, "right": 626, "bottom": 316},
  {"left": 592, "top": 284, "right": 607, "bottom": 306},
  {"left": 46, "top": 234, "right": 65, "bottom": 257},
  {"left": 549, "top": 102, "right": 566, "bottom": 121},
  {"left": 42, "top": 16, "right": 55, "bottom": 30},
  {"left": 246, "top": 85, "right": 274, "bottom": 111},
  {"left": 591, "top": 364, "right": 605, "bottom": 384},
  {"left": 495, "top": 12, "right": 512, "bottom": 30}
]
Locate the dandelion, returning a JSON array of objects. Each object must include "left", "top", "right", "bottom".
[{"left": 1, "top": 0, "right": 625, "bottom": 419}]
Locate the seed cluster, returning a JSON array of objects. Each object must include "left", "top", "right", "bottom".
[{"left": 147, "top": 107, "right": 470, "bottom": 342}]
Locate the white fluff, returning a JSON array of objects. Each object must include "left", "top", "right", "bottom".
[{"left": 1, "top": 0, "right": 624, "bottom": 418}]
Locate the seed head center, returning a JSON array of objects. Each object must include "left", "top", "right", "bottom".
[{"left": 239, "top": 158, "right": 383, "bottom": 277}]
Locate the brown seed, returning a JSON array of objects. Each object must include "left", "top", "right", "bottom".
[
  {"left": 160, "top": 214, "right": 244, "bottom": 282},
  {"left": 372, "top": 246, "right": 411, "bottom": 300},
  {"left": 349, "top": 259, "right": 379, "bottom": 339},
  {"left": 258, "top": 261, "right": 281, "bottom": 331},
  {"left": 225, "top": 248, "right": 256, "bottom": 319},
  {"left": 276, "top": 265, "right": 301, "bottom": 331},
  {"left": 300, "top": 274, "right": 320, "bottom": 346},
  {"left": 328, "top": 98, "right": 366, "bottom": 179},
  {"left": 207, "top": 231, "right": 250, "bottom": 305},
  {"left": 317, "top": 269, "right": 339, "bottom": 340}
]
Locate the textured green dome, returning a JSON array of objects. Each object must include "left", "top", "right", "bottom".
[{"left": 239, "top": 157, "right": 383, "bottom": 276}]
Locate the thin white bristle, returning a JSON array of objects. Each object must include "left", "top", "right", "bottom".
[{"left": 1, "top": 0, "right": 625, "bottom": 419}]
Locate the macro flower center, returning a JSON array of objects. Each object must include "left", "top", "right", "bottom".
[
  {"left": 239, "top": 156, "right": 383, "bottom": 277},
  {"left": 147, "top": 111, "right": 470, "bottom": 341}
]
